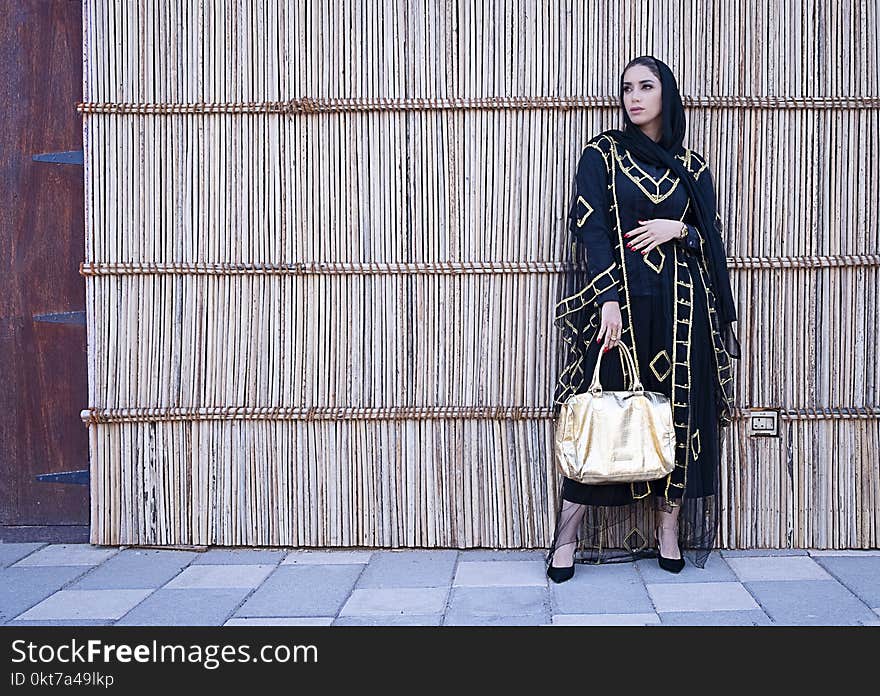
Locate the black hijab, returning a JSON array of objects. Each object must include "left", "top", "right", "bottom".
[{"left": 604, "top": 56, "right": 740, "bottom": 359}]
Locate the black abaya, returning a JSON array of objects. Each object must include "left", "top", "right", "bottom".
[{"left": 547, "top": 131, "right": 736, "bottom": 569}]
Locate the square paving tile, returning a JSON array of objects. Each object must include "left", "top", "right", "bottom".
[
  {"left": 457, "top": 551, "right": 546, "bottom": 562},
  {"left": 550, "top": 613, "right": 661, "bottom": 626},
  {"left": 744, "top": 580, "right": 878, "bottom": 625},
  {"left": 552, "top": 563, "right": 655, "bottom": 614},
  {"left": 190, "top": 549, "right": 288, "bottom": 565},
  {"left": 224, "top": 617, "right": 334, "bottom": 626},
  {"left": 6, "top": 619, "right": 115, "bottom": 626},
  {"left": 563, "top": 561, "right": 642, "bottom": 583},
  {"left": 115, "top": 588, "right": 250, "bottom": 626},
  {"left": 445, "top": 586, "right": 548, "bottom": 621},
  {"left": 636, "top": 551, "right": 736, "bottom": 584},
  {"left": 810, "top": 556, "right": 880, "bottom": 606},
  {"left": 726, "top": 556, "right": 833, "bottom": 582},
  {"left": 0, "top": 543, "right": 47, "bottom": 568},
  {"left": 14, "top": 589, "right": 153, "bottom": 621},
  {"left": 355, "top": 551, "right": 457, "bottom": 588},
  {"left": 445, "top": 614, "right": 547, "bottom": 626},
  {"left": 235, "top": 565, "right": 362, "bottom": 617},
  {"left": 334, "top": 614, "right": 444, "bottom": 626},
  {"left": 453, "top": 560, "right": 546, "bottom": 587},
  {"left": 338, "top": 587, "right": 448, "bottom": 616},
  {"left": 164, "top": 564, "right": 275, "bottom": 589},
  {"left": 282, "top": 551, "right": 373, "bottom": 565},
  {"left": 720, "top": 549, "right": 809, "bottom": 557},
  {"left": 646, "top": 581, "right": 759, "bottom": 613},
  {"left": 70, "top": 549, "right": 198, "bottom": 589},
  {"left": 808, "top": 550, "right": 880, "bottom": 557},
  {"left": 658, "top": 610, "right": 773, "bottom": 625},
  {"left": 0, "top": 566, "right": 91, "bottom": 623},
  {"left": 11, "top": 544, "right": 120, "bottom": 567}
]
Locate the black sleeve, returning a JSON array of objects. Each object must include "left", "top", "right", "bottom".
[
  {"left": 678, "top": 222, "right": 701, "bottom": 251},
  {"left": 680, "top": 157, "right": 720, "bottom": 256},
  {"left": 568, "top": 144, "right": 621, "bottom": 307}
]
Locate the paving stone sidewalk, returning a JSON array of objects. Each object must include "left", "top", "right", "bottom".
[{"left": 2, "top": 544, "right": 879, "bottom": 626}]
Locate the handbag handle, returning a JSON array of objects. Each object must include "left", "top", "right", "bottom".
[{"left": 588, "top": 341, "right": 643, "bottom": 395}]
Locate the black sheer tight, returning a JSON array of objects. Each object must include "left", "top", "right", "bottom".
[
  {"left": 654, "top": 494, "right": 682, "bottom": 560},
  {"left": 549, "top": 498, "right": 587, "bottom": 568}
]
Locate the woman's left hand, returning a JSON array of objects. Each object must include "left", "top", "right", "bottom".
[{"left": 624, "top": 218, "right": 683, "bottom": 254}]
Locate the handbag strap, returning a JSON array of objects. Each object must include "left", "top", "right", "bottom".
[{"left": 588, "top": 341, "right": 644, "bottom": 394}]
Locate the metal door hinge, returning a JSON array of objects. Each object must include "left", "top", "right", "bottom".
[
  {"left": 32, "top": 150, "right": 83, "bottom": 165},
  {"left": 35, "top": 470, "right": 89, "bottom": 485}
]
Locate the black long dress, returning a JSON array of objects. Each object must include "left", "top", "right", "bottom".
[{"left": 547, "top": 131, "right": 736, "bottom": 569}]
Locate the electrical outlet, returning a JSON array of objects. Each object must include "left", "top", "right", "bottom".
[{"left": 749, "top": 409, "right": 779, "bottom": 437}]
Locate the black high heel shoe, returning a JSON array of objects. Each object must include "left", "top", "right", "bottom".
[
  {"left": 547, "top": 563, "right": 575, "bottom": 583},
  {"left": 546, "top": 544, "right": 576, "bottom": 583},
  {"left": 654, "top": 527, "right": 685, "bottom": 573}
]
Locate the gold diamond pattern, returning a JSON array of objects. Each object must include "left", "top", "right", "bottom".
[
  {"left": 649, "top": 349, "right": 672, "bottom": 382},
  {"left": 642, "top": 245, "right": 666, "bottom": 273},
  {"left": 575, "top": 195, "right": 593, "bottom": 227},
  {"left": 622, "top": 526, "right": 648, "bottom": 553}
]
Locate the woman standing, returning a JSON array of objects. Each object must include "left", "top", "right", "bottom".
[{"left": 546, "top": 56, "right": 741, "bottom": 582}]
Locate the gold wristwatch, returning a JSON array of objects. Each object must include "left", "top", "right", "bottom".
[{"left": 678, "top": 223, "right": 688, "bottom": 239}]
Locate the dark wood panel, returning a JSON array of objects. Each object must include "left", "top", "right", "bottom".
[
  {"left": 0, "top": 526, "right": 89, "bottom": 543},
  {"left": 0, "top": 1, "right": 88, "bottom": 526}
]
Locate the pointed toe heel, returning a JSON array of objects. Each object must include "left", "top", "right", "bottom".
[
  {"left": 654, "top": 530, "right": 685, "bottom": 574},
  {"left": 547, "top": 563, "right": 575, "bottom": 583},
  {"left": 657, "top": 554, "right": 685, "bottom": 573}
]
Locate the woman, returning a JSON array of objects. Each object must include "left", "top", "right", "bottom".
[{"left": 546, "top": 56, "right": 741, "bottom": 582}]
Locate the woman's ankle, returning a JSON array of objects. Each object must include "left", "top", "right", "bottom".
[
  {"left": 656, "top": 524, "right": 681, "bottom": 558},
  {"left": 551, "top": 541, "right": 576, "bottom": 567}
]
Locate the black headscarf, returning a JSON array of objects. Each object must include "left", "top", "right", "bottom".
[{"left": 604, "top": 56, "right": 740, "bottom": 359}]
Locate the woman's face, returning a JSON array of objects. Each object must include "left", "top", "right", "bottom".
[{"left": 622, "top": 64, "right": 662, "bottom": 130}]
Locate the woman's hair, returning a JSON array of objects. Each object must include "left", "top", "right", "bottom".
[{"left": 621, "top": 56, "right": 661, "bottom": 85}]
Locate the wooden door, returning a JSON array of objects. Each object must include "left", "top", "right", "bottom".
[{"left": 0, "top": 1, "right": 88, "bottom": 540}]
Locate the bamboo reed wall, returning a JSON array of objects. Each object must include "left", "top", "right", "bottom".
[{"left": 80, "top": 0, "right": 879, "bottom": 549}]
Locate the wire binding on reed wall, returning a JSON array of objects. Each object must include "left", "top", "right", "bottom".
[
  {"left": 80, "top": 405, "right": 554, "bottom": 425},
  {"left": 79, "top": 406, "right": 880, "bottom": 427},
  {"left": 75, "top": 95, "right": 880, "bottom": 115},
  {"left": 78, "top": 255, "right": 880, "bottom": 276}
]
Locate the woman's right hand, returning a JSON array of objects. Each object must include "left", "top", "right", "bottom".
[{"left": 596, "top": 301, "right": 623, "bottom": 352}]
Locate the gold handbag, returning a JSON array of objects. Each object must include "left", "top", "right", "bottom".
[{"left": 554, "top": 341, "right": 677, "bottom": 485}]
